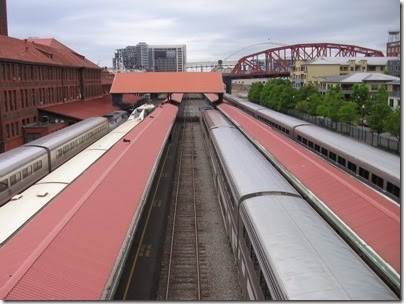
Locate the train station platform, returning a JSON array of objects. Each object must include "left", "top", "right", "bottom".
[{"left": 0, "top": 103, "right": 178, "bottom": 300}]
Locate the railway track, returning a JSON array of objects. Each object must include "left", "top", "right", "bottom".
[{"left": 161, "top": 121, "right": 208, "bottom": 300}]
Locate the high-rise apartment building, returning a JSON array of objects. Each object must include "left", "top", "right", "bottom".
[
  {"left": 149, "top": 45, "right": 186, "bottom": 72},
  {"left": 113, "top": 46, "right": 137, "bottom": 72},
  {"left": 112, "top": 42, "right": 186, "bottom": 72},
  {"left": 0, "top": 0, "right": 8, "bottom": 36},
  {"left": 135, "top": 42, "right": 149, "bottom": 69}
]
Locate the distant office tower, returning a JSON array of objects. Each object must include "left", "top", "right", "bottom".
[
  {"left": 112, "top": 43, "right": 186, "bottom": 72},
  {"left": 135, "top": 42, "right": 149, "bottom": 70},
  {"left": 149, "top": 45, "right": 187, "bottom": 72},
  {"left": 0, "top": 0, "right": 8, "bottom": 36},
  {"left": 113, "top": 46, "right": 136, "bottom": 72},
  {"left": 386, "top": 31, "right": 400, "bottom": 57}
]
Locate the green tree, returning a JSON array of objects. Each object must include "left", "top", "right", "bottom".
[
  {"left": 338, "top": 102, "right": 359, "bottom": 124},
  {"left": 315, "top": 103, "right": 329, "bottom": 117},
  {"left": 297, "top": 84, "right": 318, "bottom": 101},
  {"left": 248, "top": 82, "right": 264, "bottom": 103},
  {"left": 277, "top": 86, "right": 298, "bottom": 111},
  {"left": 323, "top": 86, "right": 345, "bottom": 121},
  {"left": 384, "top": 109, "right": 400, "bottom": 141},
  {"left": 367, "top": 86, "right": 391, "bottom": 135},
  {"left": 260, "top": 78, "right": 292, "bottom": 110},
  {"left": 351, "top": 84, "right": 370, "bottom": 108}
]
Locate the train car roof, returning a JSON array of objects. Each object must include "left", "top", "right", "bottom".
[
  {"left": 0, "top": 103, "right": 178, "bottom": 300},
  {"left": 211, "top": 127, "right": 300, "bottom": 202},
  {"left": 202, "top": 109, "right": 234, "bottom": 130},
  {"left": 295, "top": 125, "right": 400, "bottom": 182},
  {"left": 257, "top": 107, "right": 311, "bottom": 127},
  {"left": 0, "top": 146, "right": 47, "bottom": 176},
  {"left": 241, "top": 195, "right": 397, "bottom": 300},
  {"left": 24, "top": 117, "right": 107, "bottom": 150}
]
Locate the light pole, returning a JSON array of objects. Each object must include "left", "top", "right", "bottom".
[{"left": 361, "top": 104, "right": 365, "bottom": 141}]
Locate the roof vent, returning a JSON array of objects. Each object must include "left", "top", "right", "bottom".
[
  {"left": 11, "top": 194, "right": 23, "bottom": 201},
  {"left": 37, "top": 192, "right": 48, "bottom": 198}
]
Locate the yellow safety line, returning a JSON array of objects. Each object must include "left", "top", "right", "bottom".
[{"left": 122, "top": 141, "right": 173, "bottom": 299}]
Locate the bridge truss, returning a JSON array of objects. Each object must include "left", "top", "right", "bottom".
[{"left": 231, "top": 43, "right": 385, "bottom": 78}]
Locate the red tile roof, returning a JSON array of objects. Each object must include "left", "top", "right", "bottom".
[
  {"left": 110, "top": 72, "right": 225, "bottom": 94},
  {"left": 40, "top": 94, "right": 140, "bottom": 120},
  {"left": 0, "top": 35, "right": 99, "bottom": 69}
]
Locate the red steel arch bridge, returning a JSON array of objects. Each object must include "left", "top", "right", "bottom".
[{"left": 230, "top": 43, "right": 384, "bottom": 79}]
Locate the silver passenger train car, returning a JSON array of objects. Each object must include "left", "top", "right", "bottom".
[
  {"left": 200, "top": 108, "right": 397, "bottom": 300},
  {"left": 224, "top": 93, "right": 400, "bottom": 202},
  {"left": 0, "top": 117, "right": 110, "bottom": 206}
]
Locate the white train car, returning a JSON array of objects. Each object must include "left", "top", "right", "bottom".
[
  {"left": 0, "top": 104, "right": 155, "bottom": 245},
  {"left": 200, "top": 108, "right": 397, "bottom": 301}
]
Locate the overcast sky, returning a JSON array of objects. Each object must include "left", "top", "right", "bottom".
[{"left": 6, "top": 0, "right": 401, "bottom": 67}]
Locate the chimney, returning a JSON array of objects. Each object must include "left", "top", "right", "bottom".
[{"left": 0, "top": 0, "right": 8, "bottom": 36}]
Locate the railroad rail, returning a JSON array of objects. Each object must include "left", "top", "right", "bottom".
[{"left": 163, "top": 120, "right": 206, "bottom": 300}]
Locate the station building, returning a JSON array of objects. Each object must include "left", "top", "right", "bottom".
[{"left": 0, "top": 35, "right": 106, "bottom": 152}]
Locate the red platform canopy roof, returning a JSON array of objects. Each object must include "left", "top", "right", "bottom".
[{"left": 110, "top": 72, "right": 225, "bottom": 94}]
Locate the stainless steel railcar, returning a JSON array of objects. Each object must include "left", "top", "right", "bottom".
[
  {"left": 224, "top": 93, "right": 400, "bottom": 202},
  {"left": 0, "top": 117, "right": 109, "bottom": 206},
  {"left": 200, "top": 109, "right": 397, "bottom": 301},
  {"left": 104, "top": 110, "right": 129, "bottom": 130},
  {"left": 0, "top": 147, "right": 49, "bottom": 206}
]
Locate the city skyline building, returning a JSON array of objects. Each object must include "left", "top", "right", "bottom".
[{"left": 113, "top": 42, "right": 186, "bottom": 72}]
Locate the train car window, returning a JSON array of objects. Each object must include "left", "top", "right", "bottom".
[
  {"left": 56, "top": 149, "right": 62, "bottom": 158},
  {"left": 321, "top": 147, "right": 328, "bottom": 157},
  {"left": 22, "top": 166, "right": 32, "bottom": 178},
  {"left": 297, "top": 135, "right": 302, "bottom": 142},
  {"left": 243, "top": 225, "right": 252, "bottom": 255},
  {"left": 338, "top": 156, "right": 346, "bottom": 167},
  {"left": 359, "top": 167, "right": 370, "bottom": 180},
  {"left": 347, "top": 161, "right": 357, "bottom": 173},
  {"left": 308, "top": 141, "right": 313, "bottom": 148},
  {"left": 250, "top": 246, "right": 260, "bottom": 275},
  {"left": 371, "top": 174, "right": 384, "bottom": 188},
  {"left": 314, "top": 144, "right": 320, "bottom": 152},
  {"left": 259, "top": 271, "right": 272, "bottom": 300},
  {"left": 10, "top": 172, "right": 21, "bottom": 186},
  {"left": 33, "top": 160, "right": 42, "bottom": 172},
  {"left": 302, "top": 137, "right": 308, "bottom": 145},
  {"left": 285, "top": 129, "right": 289, "bottom": 135},
  {"left": 387, "top": 182, "right": 400, "bottom": 199},
  {"left": 0, "top": 180, "right": 8, "bottom": 192},
  {"left": 329, "top": 152, "right": 337, "bottom": 162}
]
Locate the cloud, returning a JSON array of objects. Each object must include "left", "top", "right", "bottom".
[{"left": 6, "top": 0, "right": 401, "bottom": 67}]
